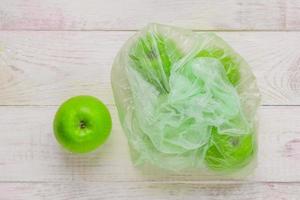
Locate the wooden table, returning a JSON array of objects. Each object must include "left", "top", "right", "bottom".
[{"left": 0, "top": 0, "right": 299, "bottom": 199}]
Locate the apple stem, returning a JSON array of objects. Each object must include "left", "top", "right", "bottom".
[
  {"left": 80, "top": 120, "right": 86, "bottom": 129},
  {"left": 230, "top": 137, "right": 239, "bottom": 147}
]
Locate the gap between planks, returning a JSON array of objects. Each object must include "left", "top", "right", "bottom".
[
  {"left": 0, "top": 180, "right": 299, "bottom": 184},
  {"left": 0, "top": 29, "right": 293, "bottom": 33},
  {"left": 2, "top": 30, "right": 300, "bottom": 32},
  {"left": 0, "top": 105, "right": 298, "bottom": 107}
]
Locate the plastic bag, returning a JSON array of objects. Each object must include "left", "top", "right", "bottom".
[{"left": 111, "top": 24, "right": 260, "bottom": 174}]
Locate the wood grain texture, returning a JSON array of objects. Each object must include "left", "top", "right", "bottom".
[
  {"left": 0, "top": 0, "right": 299, "bottom": 31},
  {"left": 0, "top": 105, "right": 299, "bottom": 182},
  {"left": 0, "top": 1, "right": 300, "bottom": 198},
  {"left": 0, "top": 31, "right": 300, "bottom": 106},
  {"left": 0, "top": 182, "right": 299, "bottom": 200}
]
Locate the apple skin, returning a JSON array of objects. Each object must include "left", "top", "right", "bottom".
[
  {"left": 205, "top": 127, "right": 255, "bottom": 171},
  {"left": 53, "top": 95, "right": 112, "bottom": 154},
  {"left": 129, "top": 33, "right": 182, "bottom": 93},
  {"left": 197, "top": 48, "right": 240, "bottom": 86}
]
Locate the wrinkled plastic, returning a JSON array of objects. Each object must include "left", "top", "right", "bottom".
[{"left": 111, "top": 24, "right": 260, "bottom": 174}]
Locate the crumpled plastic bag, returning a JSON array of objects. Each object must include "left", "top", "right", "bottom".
[{"left": 111, "top": 24, "right": 260, "bottom": 173}]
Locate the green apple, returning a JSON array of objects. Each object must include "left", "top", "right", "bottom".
[
  {"left": 196, "top": 48, "right": 240, "bottom": 85},
  {"left": 205, "top": 127, "right": 255, "bottom": 171},
  {"left": 53, "top": 95, "right": 112, "bottom": 153},
  {"left": 129, "top": 33, "right": 182, "bottom": 93}
]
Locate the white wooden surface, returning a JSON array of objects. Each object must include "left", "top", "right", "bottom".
[
  {"left": 0, "top": 0, "right": 300, "bottom": 31},
  {"left": 0, "top": 0, "right": 300, "bottom": 199}
]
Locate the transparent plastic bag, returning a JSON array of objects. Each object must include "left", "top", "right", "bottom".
[{"left": 111, "top": 24, "right": 260, "bottom": 174}]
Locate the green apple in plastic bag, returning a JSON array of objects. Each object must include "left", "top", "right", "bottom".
[
  {"left": 129, "top": 33, "right": 182, "bottom": 93},
  {"left": 111, "top": 24, "right": 260, "bottom": 174},
  {"left": 196, "top": 49, "right": 240, "bottom": 85},
  {"left": 205, "top": 127, "right": 255, "bottom": 171}
]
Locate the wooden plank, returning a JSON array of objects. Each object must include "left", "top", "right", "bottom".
[
  {"left": 0, "top": 182, "right": 299, "bottom": 200},
  {"left": 0, "top": 105, "right": 299, "bottom": 182},
  {"left": 0, "top": 0, "right": 299, "bottom": 31},
  {"left": 0, "top": 31, "right": 300, "bottom": 106}
]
